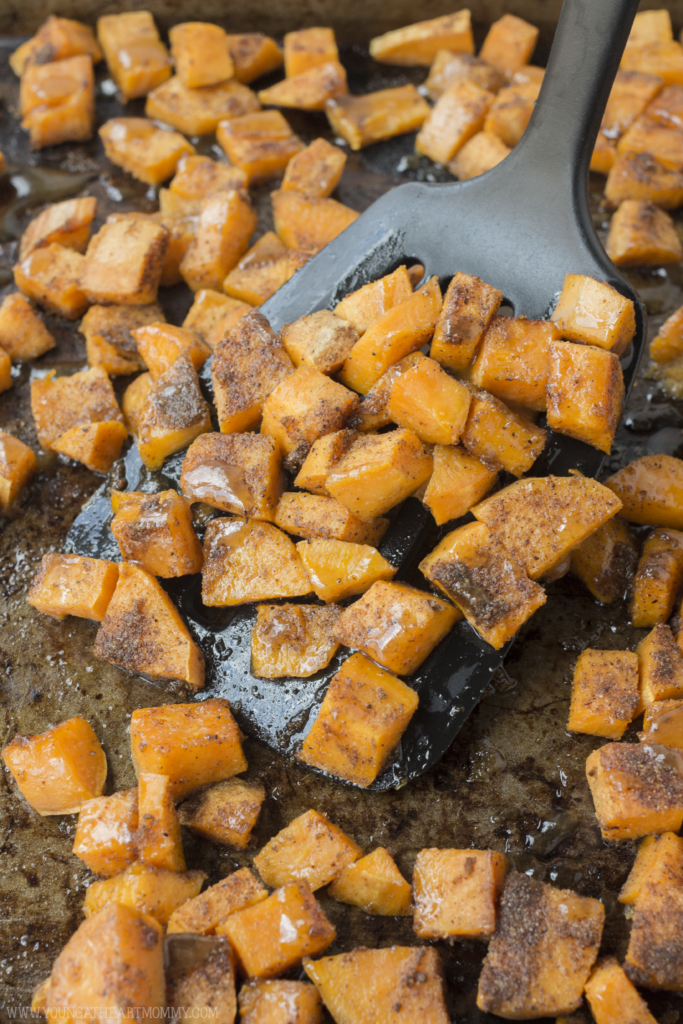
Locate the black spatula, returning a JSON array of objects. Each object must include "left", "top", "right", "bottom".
[{"left": 68, "top": 0, "right": 645, "bottom": 789}]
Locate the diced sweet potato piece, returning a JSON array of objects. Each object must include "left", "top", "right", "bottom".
[
  {"left": 183, "top": 289, "right": 252, "bottom": 349},
  {"left": 420, "top": 521, "right": 545, "bottom": 649},
  {"left": 426, "top": 51, "right": 504, "bottom": 101},
  {"left": 294, "top": 429, "right": 358, "bottom": 494},
  {"left": 132, "top": 323, "right": 210, "bottom": 380},
  {"left": 111, "top": 489, "right": 203, "bottom": 578},
  {"left": 592, "top": 132, "right": 617, "bottom": 174},
  {"left": 619, "top": 831, "right": 683, "bottom": 905},
  {"left": 84, "top": 862, "right": 205, "bottom": 925},
  {"left": 471, "top": 475, "right": 622, "bottom": 580},
  {"left": 166, "top": 936, "right": 236, "bottom": 1024},
  {"left": 470, "top": 316, "right": 558, "bottom": 411},
  {"left": 567, "top": 648, "right": 640, "bottom": 739},
  {"left": 281, "top": 309, "right": 358, "bottom": 374},
  {"left": 325, "top": 85, "right": 430, "bottom": 150},
  {"left": 146, "top": 75, "right": 260, "bottom": 137},
  {"left": 422, "top": 445, "right": 497, "bottom": 526},
  {"left": 99, "top": 117, "right": 193, "bottom": 186},
  {"left": 606, "top": 454, "right": 683, "bottom": 527},
  {"left": 650, "top": 303, "right": 683, "bottom": 365},
  {"left": 12, "top": 16, "right": 102, "bottom": 75},
  {"left": 284, "top": 27, "right": 338, "bottom": 77},
  {"left": 239, "top": 980, "right": 322, "bottom": 1024},
  {"left": 73, "top": 789, "right": 138, "bottom": 877},
  {"left": 334, "top": 265, "right": 413, "bottom": 334},
  {"left": 259, "top": 61, "right": 347, "bottom": 112},
  {"left": 416, "top": 80, "right": 494, "bottom": 165},
  {"left": 477, "top": 872, "right": 603, "bottom": 1018},
  {"left": 180, "top": 190, "right": 257, "bottom": 293},
  {"left": 628, "top": 9, "right": 673, "bottom": 46},
  {"left": 222, "top": 881, "right": 335, "bottom": 977},
  {"left": 254, "top": 808, "right": 362, "bottom": 890},
  {"left": 27, "top": 553, "right": 118, "bottom": 622},
  {"left": 0, "top": 292, "right": 54, "bottom": 362},
  {"left": 137, "top": 355, "right": 212, "bottom": 470},
  {"left": 0, "top": 431, "right": 36, "bottom": 512},
  {"left": 19, "top": 196, "right": 97, "bottom": 263},
  {"left": 271, "top": 189, "right": 358, "bottom": 255},
  {"left": 122, "top": 373, "right": 153, "bottom": 435},
  {"left": 211, "top": 311, "right": 293, "bottom": 434},
  {"left": 546, "top": 341, "right": 624, "bottom": 454},
  {"left": 607, "top": 199, "right": 683, "bottom": 265},
  {"left": 251, "top": 603, "right": 342, "bottom": 678},
  {"left": 202, "top": 517, "right": 312, "bottom": 606},
  {"left": 226, "top": 33, "right": 284, "bottom": 84},
  {"left": 625, "top": 881, "right": 683, "bottom": 989},
  {"left": 334, "top": 580, "right": 458, "bottom": 675},
  {"left": 328, "top": 847, "right": 411, "bottom": 916},
  {"left": 178, "top": 781, "right": 266, "bottom": 852},
  {"left": 641, "top": 699, "right": 683, "bottom": 751},
  {"left": 168, "top": 867, "right": 267, "bottom": 936},
  {"left": 282, "top": 138, "right": 347, "bottom": 197},
  {"left": 646, "top": 81, "right": 683, "bottom": 127},
  {"left": 20, "top": 55, "right": 94, "bottom": 149},
  {"left": 370, "top": 12, "right": 473, "bottom": 67},
  {"left": 430, "top": 272, "right": 502, "bottom": 372},
  {"left": 131, "top": 700, "right": 245, "bottom": 800},
  {"left": 136, "top": 772, "right": 185, "bottom": 873},
  {"left": 275, "top": 491, "right": 389, "bottom": 545},
  {"left": 637, "top": 624, "right": 683, "bottom": 706},
  {"left": 2, "top": 717, "right": 106, "bottom": 815},
  {"left": 52, "top": 420, "right": 127, "bottom": 474},
  {"left": 97, "top": 12, "right": 171, "bottom": 101},
  {"left": 82, "top": 218, "right": 168, "bottom": 306},
  {"left": 599, "top": 70, "right": 664, "bottom": 151},
  {"left": 296, "top": 539, "right": 395, "bottom": 603},
  {"left": 46, "top": 903, "right": 164, "bottom": 1017},
  {"left": 553, "top": 273, "right": 636, "bottom": 354},
  {"left": 348, "top": 355, "right": 428, "bottom": 433},
  {"left": 94, "top": 562, "right": 205, "bottom": 689},
  {"left": 604, "top": 150, "right": 683, "bottom": 209},
  {"left": 449, "top": 129, "right": 511, "bottom": 179},
  {"left": 479, "top": 14, "right": 539, "bottom": 80},
  {"left": 483, "top": 78, "right": 540, "bottom": 147},
  {"left": 168, "top": 154, "right": 248, "bottom": 210},
  {"left": 585, "top": 957, "right": 658, "bottom": 1024},
  {"left": 387, "top": 356, "right": 471, "bottom": 444},
  {"left": 461, "top": 385, "right": 546, "bottom": 476},
  {"left": 570, "top": 518, "right": 639, "bottom": 603},
  {"left": 14, "top": 243, "right": 87, "bottom": 319},
  {"left": 217, "top": 111, "right": 303, "bottom": 184},
  {"left": 631, "top": 528, "right": 683, "bottom": 627},
  {"left": 305, "top": 946, "right": 450, "bottom": 1024},
  {"left": 413, "top": 848, "right": 509, "bottom": 940},
  {"left": 30, "top": 366, "right": 122, "bottom": 451},
  {"left": 169, "top": 22, "right": 233, "bottom": 89},
  {"left": 81, "top": 303, "right": 161, "bottom": 376},
  {"left": 224, "top": 233, "right": 309, "bottom": 306},
  {"left": 621, "top": 39, "right": 683, "bottom": 87},
  {"left": 181, "top": 432, "right": 282, "bottom": 521},
  {"left": 618, "top": 113, "right": 683, "bottom": 168},
  {"left": 587, "top": 741, "right": 683, "bottom": 840}
]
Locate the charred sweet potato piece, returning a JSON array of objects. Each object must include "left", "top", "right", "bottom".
[
  {"left": 585, "top": 957, "right": 658, "bottom": 1024},
  {"left": 430, "top": 271, "right": 502, "bottom": 372},
  {"left": 606, "top": 454, "right": 683, "bottom": 527},
  {"left": 305, "top": 946, "right": 450, "bottom": 1024},
  {"left": 282, "top": 138, "right": 347, "bottom": 197},
  {"left": 251, "top": 603, "right": 342, "bottom": 678},
  {"left": 52, "top": 420, "right": 127, "bottom": 473},
  {"left": 181, "top": 432, "right": 282, "bottom": 521},
  {"left": 99, "top": 117, "right": 193, "bottom": 186},
  {"left": 546, "top": 341, "right": 624, "bottom": 454},
  {"left": 334, "top": 265, "right": 413, "bottom": 334},
  {"left": 553, "top": 273, "right": 636, "bottom": 353},
  {"left": 423, "top": 445, "right": 497, "bottom": 526},
  {"left": 271, "top": 189, "right": 358, "bottom": 254},
  {"left": 146, "top": 75, "right": 260, "bottom": 137},
  {"left": 370, "top": 11, "right": 473, "bottom": 66},
  {"left": 97, "top": 11, "right": 171, "bottom": 101},
  {"left": 168, "top": 867, "right": 267, "bottom": 935},
  {"left": 224, "top": 233, "right": 309, "bottom": 306},
  {"left": 567, "top": 648, "right": 640, "bottom": 739},
  {"left": 275, "top": 491, "right": 389, "bottom": 545},
  {"left": 426, "top": 51, "right": 503, "bottom": 101},
  {"left": 11, "top": 15, "right": 102, "bottom": 75},
  {"left": 183, "top": 289, "right": 252, "bottom": 349},
  {"left": 28, "top": 553, "right": 118, "bottom": 622},
  {"left": 217, "top": 111, "right": 303, "bottom": 184},
  {"left": 226, "top": 33, "right": 283, "bottom": 84},
  {"left": 631, "top": 528, "right": 683, "bottom": 627},
  {"left": 420, "top": 521, "right": 545, "bottom": 649},
  {"left": 477, "top": 872, "right": 603, "bottom": 1018},
  {"left": 136, "top": 772, "right": 185, "bottom": 873},
  {"left": 0, "top": 431, "right": 36, "bottom": 512},
  {"left": 296, "top": 539, "right": 395, "bottom": 603},
  {"left": 14, "top": 243, "right": 88, "bottom": 319},
  {"left": 111, "top": 490, "right": 203, "bottom": 578},
  {"left": 416, "top": 80, "right": 494, "bottom": 165},
  {"left": 641, "top": 699, "right": 683, "bottom": 751},
  {"left": 202, "top": 517, "right": 312, "bottom": 606},
  {"left": 131, "top": 699, "right": 246, "bottom": 800},
  {"left": 479, "top": 13, "right": 539, "bottom": 80},
  {"left": 587, "top": 741, "right": 683, "bottom": 840},
  {"left": 619, "top": 831, "right": 683, "bottom": 905},
  {"left": 604, "top": 150, "right": 683, "bottom": 209},
  {"left": 20, "top": 55, "right": 94, "bottom": 149},
  {"left": 20, "top": 197, "right": 97, "bottom": 262},
  {"left": 334, "top": 580, "right": 458, "bottom": 675},
  {"left": 624, "top": 880, "right": 683, "bottom": 989},
  {"left": 259, "top": 61, "right": 347, "bottom": 112},
  {"left": 607, "top": 199, "right": 683, "bottom": 265},
  {"left": 387, "top": 355, "right": 471, "bottom": 444},
  {"left": 483, "top": 77, "right": 540, "bottom": 147},
  {"left": 137, "top": 355, "right": 212, "bottom": 470},
  {"left": 177, "top": 782, "right": 266, "bottom": 853},
  {"left": 81, "top": 218, "right": 168, "bottom": 306},
  {"left": 169, "top": 22, "right": 233, "bottom": 89},
  {"left": 254, "top": 808, "right": 362, "bottom": 890},
  {"left": 461, "top": 385, "right": 546, "bottom": 476},
  {"left": 94, "top": 562, "right": 205, "bottom": 689},
  {"left": 449, "top": 129, "right": 511, "bottom": 179},
  {"left": 325, "top": 85, "right": 430, "bottom": 150},
  {"left": 413, "top": 848, "right": 509, "bottom": 940},
  {"left": 281, "top": 309, "right": 358, "bottom": 374},
  {"left": 2, "top": 717, "right": 106, "bottom": 815},
  {"left": 30, "top": 366, "right": 122, "bottom": 451},
  {"left": 328, "top": 847, "right": 411, "bottom": 916},
  {"left": 284, "top": 27, "right": 338, "bottom": 77},
  {"left": 84, "top": 862, "right": 205, "bottom": 924},
  {"left": 73, "top": 788, "right": 138, "bottom": 877},
  {"left": 570, "top": 518, "right": 639, "bottom": 603},
  {"left": 637, "top": 624, "right": 683, "bottom": 706},
  {"left": 239, "top": 980, "right": 322, "bottom": 1024},
  {"left": 0, "top": 292, "right": 55, "bottom": 362},
  {"left": 294, "top": 429, "right": 358, "bottom": 495},
  {"left": 132, "top": 323, "right": 210, "bottom": 380},
  {"left": 470, "top": 316, "right": 558, "bottom": 411},
  {"left": 81, "top": 303, "right": 161, "bottom": 376},
  {"left": 180, "top": 190, "right": 257, "bottom": 293}
]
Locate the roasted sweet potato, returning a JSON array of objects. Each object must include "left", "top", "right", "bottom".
[
  {"left": 422, "top": 445, "right": 497, "bottom": 526},
  {"left": 294, "top": 429, "right": 358, "bottom": 494},
  {"left": 637, "top": 624, "right": 683, "bottom": 706},
  {"left": 178, "top": 781, "right": 266, "bottom": 852},
  {"left": 621, "top": 39, "right": 683, "bottom": 87},
  {"left": 0, "top": 292, "right": 54, "bottom": 362},
  {"left": 122, "top": 373, "right": 154, "bottom": 435},
  {"left": 606, "top": 454, "right": 683, "bottom": 527},
  {"left": 334, "top": 265, "right": 413, "bottom": 334},
  {"left": 604, "top": 150, "right": 683, "bottom": 209},
  {"left": 181, "top": 432, "right": 282, "bottom": 521},
  {"left": 650, "top": 303, "right": 683, "bottom": 366},
  {"left": 259, "top": 60, "right": 347, "bottom": 112},
  {"left": 166, "top": 935, "right": 236, "bottom": 1024},
  {"left": 328, "top": 847, "right": 411, "bottom": 916},
  {"left": 135, "top": 772, "right": 185, "bottom": 873},
  {"left": 587, "top": 741, "right": 683, "bottom": 840},
  {"left": 97, "top": 11, "right": 171, "bottom": 101},
  {"left": 132, "top": 323, "right": 210, "bottom": 380},
  {"left": 641, "top": 699, "right": 683, "bottom": 751},
  {"left": 281, "top": 309, "right": 358, "bottom": 374},
  {"left": 282, "top": 138, "right": 347, "bottom": 197},
  {"left": 553, "top": 273, "right": 636, "bottom": 354},
  {"left": 483, "top": 77, "right": 540, "bottom": 148},
  {"left": 52, "top": 419, "right": 128, "bottom": 474},
  {"left": 413, "top": 848, "right": 509, "bottom": 940},
  {"left": 387, "top": 356, "right": 471, "bottom": 444},
  {"left": 11, "top": 15, "right": 102, "bottom": 75},
  {"left": 284, "top": 27, "right": 338, "bottom": 77},
  {"left": 325, "top": 85, "right": 430, "bottom": 149},
  {"left": 271, "top": 188, "right": 358, "bottom": 254},
  {"left": 2, "top": 717, "right": 106, "bottom": 815},
  {"left": 217, "top": 111, "right": 303, "bottom": 184},
  {"left": 111, "top": 490, "right": 202, "bottom": 578},
  {"left": 416, "top": 80, "right": 494, "bottom": 165},
  {"left": 137, "top": 355, "right": 212, "bottom": 470},
  {"left": 183, "top": 289, "right": 252, "bottom": 349},
  {"left": 251, "top": 603, "right": 342, "bottom": 678},
  {"left": 180, "top": 190, "right": 256, "bottom": 293},
  {"left": 28, "top": 553, "right": 118, "bottom": 621},
  {"left": 449, "top": 130, "right": 511, "bottom": 179},
  {"left": 430, "top": 272, "right": 503, "bottom": 372},
  {"left": 461, "top": 385, "right": 546, "bottom": 476},
  {"left": 14, "top": 243, "right": 88, "bottom": 319},
  {"left": 166, "top": 154, "right": 248, "bottom": 213},
  {"left": 81, "top": 217, "right": 168, "bottom": 306},
  {"left": 619, "top": 831, "right": 683, "bottom": 905},
  {"left": 347, "top": 354, "right": 425, "bottom": 433},
  {"left": 20, "top": 196, "right": 96, "bottom": 263},
  {"left": 618, "top": 114, "right": 683, "bottom": 170},
  {"left": 628, "top": 9, "right": 673, "bottom": 46},
  {"left": 81, "top": 303, "right": 161, "bottom": 376},
  {"left": 471, "top": 316, "right": 558, "bottom": 411},
  {"left": 0, "top": 350, "right": 10, "bottom": 392},
  {"left": 426, "top": 51, "right": 503, "bottom": 102},
  {"left": 275, "top": 491, "right": 389, "bottom": 545},
  {"left": 631, "top": 528, "right": 683, "bottom": 627},
  {"left": 296, "top": 539, "right": 395, "bottom": 603},
  {"left": 99, "top": 117, "right": 193, "bottom": 187},
  {"left": 624, "top": 880, "right": 683, "bottom": 989},
  {"left": 585, "top": 957, "right": 658, "bottom": 1024},
  {"left": 608, "top": 199, "right": 683, "bottom": 266},
  {"left": 169, "top": 22, "right": 233, "bottom": 89},
  {"left": 570, "top": 518, "right": 639, "bottom": 603},
  {"left": 84, "top": 861, "right": 205, "bottom": 925},
  {"left": 370, "top": 11, "right": 473, "bottom": 66},
  {"left": 147, "top": 75, "right": 260, "bottom": 137},
  {"left": 73, "top": 789, "right": 138, "bottom": 877},
  {"left": 254, "top": 808, "right": 361, "bottom": 890},
  {"left": 30, "top": 366, "right": 122, "bottom": 452},
  {"left": 0, "top": 431, "right": 36, "bottom": 512},
  {"left": 567, "top": 648, "right": 640, "bottom": 739},
  {"left": 226, "top": 33, "right": 283, "bottom": 84},
  {"left": 224, "top": 233, "right": 309, "bottom": 306},
  {"left": 479, "top": 13, "right": 539, "bottom": 80},
  {"left": 20, "top": 55, "right": 94, "bottom": 149},
  {"left": 593, "top": 70, "right": 664, "bottom": 167},
  {"left": 168, "top": 867, "right": 266, "bottom": 937},
  {"left": 239, "top": 980, "right": 322, "bottom": 1024},
  {"left": 546, "top": 341, "right": 624, "bottom": 454}
]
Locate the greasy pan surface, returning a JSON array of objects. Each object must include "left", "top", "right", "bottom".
[{"left": 2, "top": 19, "right": 683, "bottom": 1024}]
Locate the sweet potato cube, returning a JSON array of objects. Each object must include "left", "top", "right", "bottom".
[
  {"left": 211, "top": 311, "right": 294, "bottom": 434},
  {"left": 177, "top": 781, "right": 266, "bottom": 852},
  {"left": 413, "top": 848, "right": 509, "bottom": 940},
  {"left": 239, "top": 980, "right": 322, "bottom": 1024},
  {"left": 14, "top": 243, "right": 87, "bottom": 319},
  {"left": 461, "top": 385, "right": 546, "bottom": 476},
  {"left": 180, "top": 190, "right": 256, "bottom": 293},
  {"left": 650, "top": 303, "right": 683, "bottom": 365},
  {"left": 97, "top": 12, "right": 171, "bottom": 101},
  {"left": 169, "top": 22, "right": 233, "bottom": 89},
  {"left": 82, "top": 218, "right": 168, "bottom": 306},
  {"left": 146, "top": 75, "right": 260, "bottom": 138},
  {"left": 641, "top": 699, "right": 683, "bottom": 751},
  {"left": 296, "top": 539, "right": 396, "bottom": 603},
  {"left": 471, "top": 474, "right": 622, "bottom": 580},
  {"left": 251, "top": 603, "right": 342, "bottom": 678},
  {"left": 83, "top": 862, "right": 205, "bottom": 925},
  {"left": 275, "top": 492, "right": 389, "bottom": 545},
  {"left": 477, "top": 872, "right": 603, "bottom": 1018},
  {"left": 111, "top": 489, "right": 203, "bottom": 578},
  {"left": 553, "top": 273, "right": 636, "bottom": 353},
  {"left": 223, "top": 232, "right": 309, "bottom": 306},
  {"left": 585, "top": 957, "right": 658, "bottom": 1024},
  {"left": 416, "top": 80, "right": 494, "bottom": 165},
  {"left": 259, "top": 61, "right": 347, "bottom": 112},
  {"left": 0, "top": 432, "right": 36, "bottom": 512},
  {"left": 567, "top": 648, "right": 640, "bottom": 739},
  {"left": 136, "top": 773, "right": 185, "bottom": 873},
  {"left": 284, "top": 27, "right": 338, "bottom": 77},
  {"left": 122, "top": 373, "right": 154, "bottom": 435},
  {"left": 46, "top": 903, "right": 164, "bottom": 1016},
  {"left": 73, "top": 789, "right": 138, "bottom": 877},
  {"left": 619, "top": 831, "right": 683, "bottom": 905},
  {"left": 420, "top": 521, "right": 546, "bottom": 649},
  {"left": 99, "top": 117, "right": 193, "bottom": 187},
  {"left": 606, "top": 454, "right": 683, "bottom": 527},
  {"left": 646, "top": 81, "right": 683, "bottom": 127},
  {"left": 2, "top": 717, "right": 106, "bottom": 816},
  {"left": 294, "top": 429, "right": 358, "bottom": 494},
  {"left": 217, "top": 111, "right": 303, "bottom": 184},
  {"left": 131, "top": 701, "right": 245, "bottom": 801},
  {"left": 52, "top": 420, "right": 127, "bottom": 474},
  {"left": 621, "top": 39, "right": 683, "bottom": 87},
  {"left": 587, "top": 741, "right": 683, "bottom": 840},
  {"left": 181, "top": 432, "right": 282, "bottom": 521},
  {"left": 370, "top": 11, "right": 473, "bottom": 67},
  {"left": 183, "top": 289, "right": 252, "bottom": 349},
  {"left": 430, "top": 272, "right": 502, "bottom": 372},
  {"left": 325, "top": 85, "right": 430, "bottom": 150},
  {"left": 166, "top": 936, "right": 236, "bottom": 1024},
  {"left": 546, "top": 341, "right": 624, "bottom": 454},
  {"left": 628, "top": 9, "right": 673, "bottom": 46},
  {"left": 13, "top": 16, "right": 102, "bottom": 74},
  {"left": 94, "top": 562, "right": 205, "bottom": 689},
  {"left": 20, "top": 55, "right": 94, "bottom": 149},
  {"left": 202, "top": 517, "right": 312, "bottom": 606},
  {"left": 479, "top": 14, "right": 539, "bottom": 80},
  {"left": 81, "top": 303, "right": 161, "bottom": 376},
  {"left": 305, "top": 946, "right": 449, "bottom": 1024},
  {"left": 618, "top": 113, "right": 683, "bottom": 168},
  {"left": 625, "top": 881, "right": 683, "bottom": 989},
  {"left": 601, "top": 69, "right": 664, "bottom": 143},
  {"left": 0, "top": 292, "right": 54, "bottom": 362},
  {"left": 30, "top": 366, "right": 122, "bottom": 451},
  {"left": 423, "top": 445, "right": 497, "bottom": 526},
  {"left": 168, "top": 154, "right": 248, "bottom": 209},
  {"left": 470, "top": 316, "right": 558, "bottom": 411},
  {"left": 19, "top": 196, "right": 97, "bottom": 263},
  {"left": 132, "top": 323, "right": 210, "bottom": 380},
  {"left": 326, "top": 429, "right": 433, "bottom": 522},
  {"left": 387, "top": 356, "right": 471, "bottom": 445},
  {"left": 348, "top": 355, "right": 429, "bottom": 433},
  {"left": 340, "top": 277, "right": 442, "bottom": 394},
  {"left": 271, "top": 189, "right": 358, "bottom": 255},
  {"left": 592, "top": 132, "right": 617, "bottom": 174},
  {"left": 328, "top": 847, "right": 411, "bottom": 916},
  {"left": 334, "top": 581, "right": 458, "bottom": 675},
  {"left": 281, "top": 309, "right": 358, "bottom": 374},
  {"left": 282, "top": 137, "right": 347, "bottom": 197},
  {"left": 637, "top": 624, "right": 683, "bottom": 706},
  {"left": 334, "top": 265, "right": 413, "bottom": 334},
  {"left": 604, "top": 150, "right": 683, "bottom": 209},
  {"left": 426, "top": 51, "right": 504, "bottom": 101},
  {"left": 570, "top": 518, "right": 639, "bottom": 603},
  {"left": 227, "top": 33, "right": 284, "bottom": 84},
  {"left": 28, "top": 553, "right": 118, "bottom": 622},
  {"left": 168, "top": 867, "right": 266, "bottom": 937},
  {"left": 483, "top": 79, "right": 540, "bottom": 147},
  {"left": 631, "top": 528, "right": 683, "bottom": 627},
  {"left": 254, "top": 808, "right": 362, "bottom": 890},
  {"left": 607, "top": 199, "right": 683, "bottom": 266},
  {"left": 137, "top": 355, "right": 212, "bottom": 470},
  {"left": 449, "top": 129, "right": 511, "bottom": 179}
]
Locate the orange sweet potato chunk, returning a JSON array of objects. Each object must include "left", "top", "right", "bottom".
[
  {"left": 567, "top": 648, "right": 640, "bottom": 739},
  {"left": 631, "top": 528, "right": 683, "bottom": 627},
  {"left": 334, "top": 265, "right": 413, "bottom": 334},
  {"left": 2, "top": 717, "right": 106, "bottom": 815},
  {"left": 294, "top": 429, "right": 358, "bottom": 495},
  {"left": 328, "top": 847, "right": 411, "bottom": 916},
  {"left": 136, "top": 772, "right": 185, "bottom": 873},
  {"left": 14, "top": 243, "right": 88, "bottom": 319},
  {"left": 20, "top": 55, "right": 94, "bottom": 149},
  {"left": 641, "top": 699, "right": 683, "bottom": 751},
  {"left": 121, "top": 373, "right": 153, "bottom": 435},
  {"left": 83, "top": 862, "right": 205, "bottom": 925},
  {"left": 471, "top": 316, "right": 558, "bottom": 411},
  {"left": 20, "top": 197, "right": 97, "bottom": 262},
  {"left": 430, "top": 271, "right": 502, "bottom": 372},
  {"left": 30, "top": 366, "right": 122, "bottom": 451},
  {"left": 586, "top": 741, "right": 683, "bottom": 840},
  {"left": 177, "top": 781, "right": 266, "bottom": 852},
  {"left": 624, "top": 881, "right": 683, "bottom": 990},
  {"left": 73, "top": 789, "right": 139, "bottom": 877},
  {"left": 167, "top": 153, "right": 248, "bottom": 209},
  {"left": 223, "top": 234, "right": 309, "bottom": 307},
  {"left": 0, "top": 431, "right": 36, "bottom": 512},
  {"left": 239, "top": 981, "right": 322, "bottom": 1024},
  {"left": 284, "top": 27, "right": 338, "bottom": 77},
  {"left": 251, "top": 603, "right": 342, "bottom": 678},
  {"left": 167, "top": 867, "right": 267, "bottom": 935},
  {"left": 181, "top": 431, "right": 283, "bottom": 521},
  {"left": 183, "top": 289, "right": 252, "bottom": 349},
  {"left": 181, "top": 190, "right": 257, "bottom": 293},
  {"left": 281, "top": 309, "right": 358, "bottom": 374},
  {"left": 482, "top": 77, "right": 540, "bottom": 147},
  {"left": 81, "top": 218, "right": 168, "bottom": 306},
  {"left": 217, "top": 111, "right": 303, "bottom": 184},
  {"left": 604, "top": 150, "right": 683, "bottom": 209},
  {"left": 28, "top": 553, "right": 119, "bottom": 621},
  {"left": 97, "top": 12, "right": 171, "bottom": 101},
  {"left": 0, "top": 292, "right": 55, "bottom": 361},
  {"left": 605, "top": 454, "right": 683, "bottom": 527},
  {"left": 449, "top": 129, "right": 511, "bottom": 179},
  {"left": 259, "top": 61, "right": 347, "bottom": 112},
  {"left": 132, "top": 323, "right": 210, "bottom": 380},
  {"left": 546, "top": 341, "right": 624, "bottom": 454},
  {"left": 460, "top": 385, "right": 547, "bottom": 477},
  {"left": 413, "top": 848, "right": 509, "bottom": 940},
  {"left": 271, "top": 189, "right": 358, "bottom": 254},
  {"left": 370, "top": 11, "right": 474, "bottom": 66},
  {"left": 275, "top": 491, "right": 389, "bottom": 545},
  {"left": 387, "top": 355, "right": 471, "bottom": 444},
  {"left": 169, "top": 22, "right": 233, "bottom": 89},
  {"left": 100, "top": 117, "right": 193, "bottom": 186},
  {"left": 585, "top": 957, "right": 658, "bottom": 1024},
  {"left": 52, "top": 420, "right": 127, "bottom": 474},
  {"left": 325, "top": 86, "right": 430, "bottom": 150},
  {"left": 552, "top": 273, "right": 636, "bottom": 354},
  {"left": 416, "top": 80, "right": 494, "bottom": 165},
  {"left": 423, "top": 445, "right": 497, "bottom": 526},
  {"left": 607, "top": 199, "right": 683, "bottom": 266},
  {"left": 569, "top": 518, "right": 639, "bottom": 603},
  {"left": 226, "top": 33, "right": 283, "bottom": 84},
  {"left": 147, "top": 75, "right": 260, "bottom": 138},
  {"left": 81, "top": 303, "right": 161, "bottom": 376},
  {"left": 255, "top": 808, "right": 362, "bottom": 890},
  {"left": 479, "top": 14, "right": 539, "bottom": 80},
  {"left": 11, "top": 16, "right": 102, "bottom": 75},
  {"left": 282, "top": 138, "right": 347, "bottom": 197},
  {"left": 111, "top": 489, "right": 203, "bottom": 578},
  {"left": 296, "top": 538, "right": 395, "bottom": 603},
  {"left": 426, "top": 51, "right": 504, "bottom": 101},
  {"left": 619, "top": 831, "right": 683, "bottom": 905},
  {"left": 137, "top": 355, "right": 212, "bottom": 470},
  {"left": 637, "top": 624, "right": 683, "bottom": 706}
]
